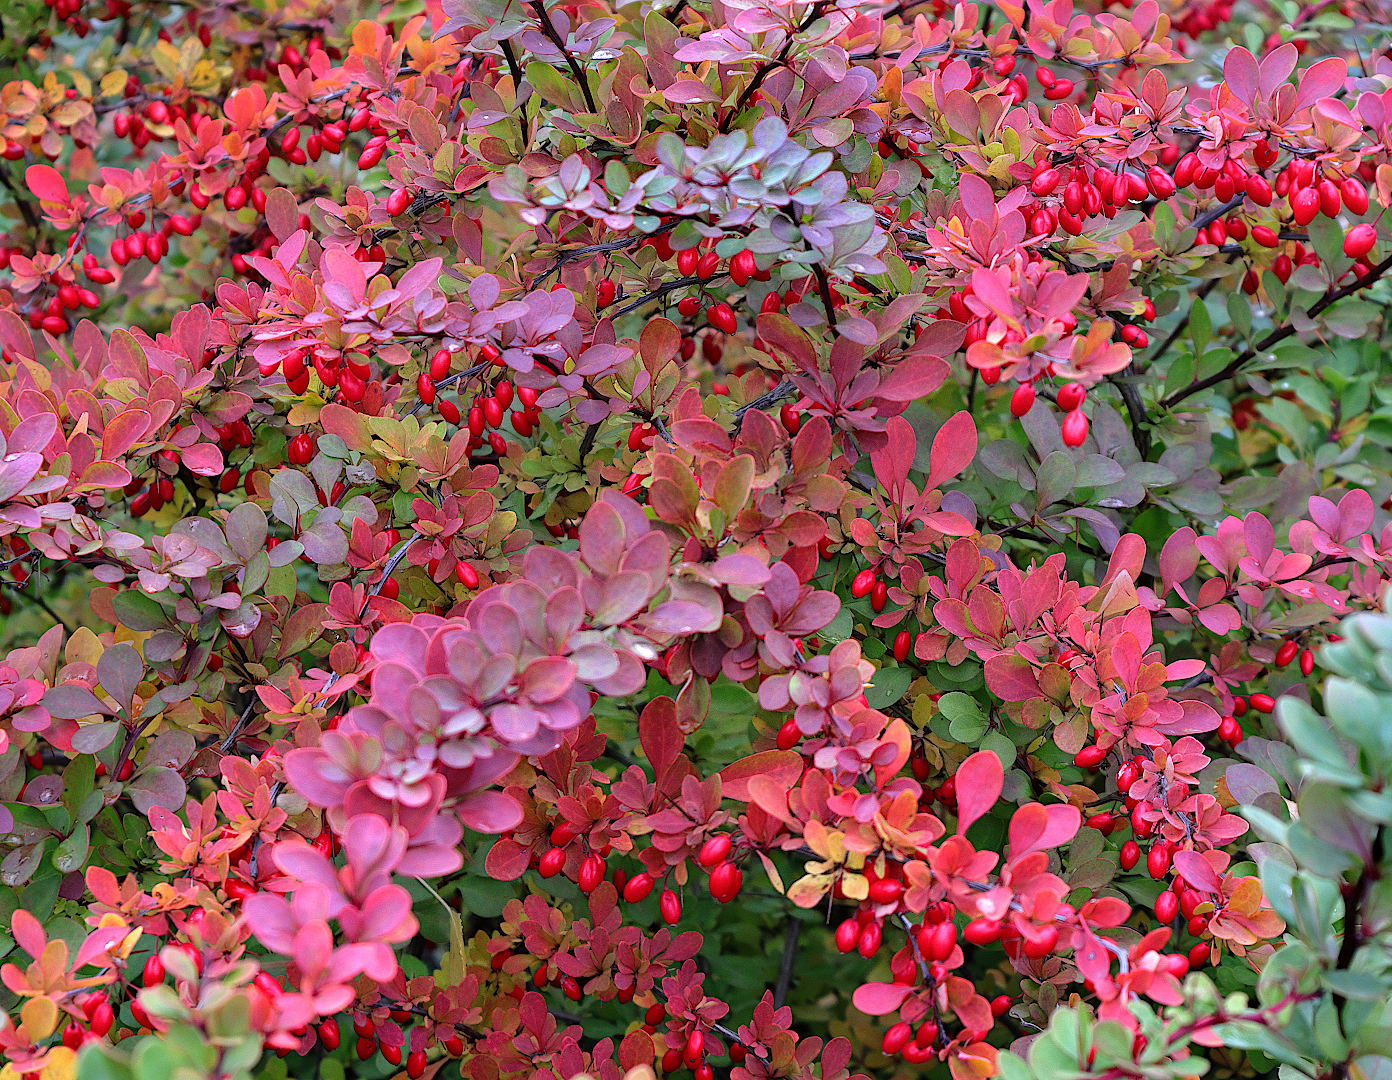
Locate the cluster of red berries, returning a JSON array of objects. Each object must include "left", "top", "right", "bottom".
[
  {"left": 535, "top": 822, "right": 690, "bottom": 923},
  {"left": 1027, "top": 153, "right": 1180, "bottom": 234},
  {"left": 345, "top": 1013, "right": 460, "bottom": 1077},
  {"left": 657, "top": 1026, "right": 749, "bottom": 1079}
]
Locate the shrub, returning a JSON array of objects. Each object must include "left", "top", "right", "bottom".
[{"left": 0, "top": 2, "right": 1388, "bottom": 1080}]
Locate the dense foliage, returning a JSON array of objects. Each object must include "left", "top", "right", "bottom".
[{"left": 0, "top": 0, "right": 1390, "bottom": 1079}]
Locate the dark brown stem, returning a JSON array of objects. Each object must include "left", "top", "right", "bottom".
[
  {"left": 1161, "top": 250, "right": 1392, "bottom": 409},
  {"left": 772, "top": 915, "right": 801, "bottom": 1007},
  {"left": 529, "top": 2, "right": 597, "bottom": 114},
  {"left": 813, "top": 264, "right": 838, "bottom": 328},
  {"left": 719, "top": 3, "right": 829, "bottom": 132}
]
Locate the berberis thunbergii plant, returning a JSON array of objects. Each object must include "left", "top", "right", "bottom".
[{"left": 0, "top": 0, "right": 1389, "bottom": 1079}]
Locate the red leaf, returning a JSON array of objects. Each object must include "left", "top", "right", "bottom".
[
  {"left": 639, "top": 697, "right": 684, "bottom": 777},
  {"left": 1008, "top": 803, "right": 1081, "bottom": 861},
  {"left": 852, "top": 981, "right": 911, "bottom": 1016},
  {"left": 927, "top": 410, "right": 978, "bottom": 491},
  {"left": 719, "top": 750, "right": 803, "bottom": 802},
  {"left": 24, "top": 164, "right": 68, "bottom": 203},
  {"left": 955, "top": 751, "right": 1003, "bottom": 834},
  {"left": 984, "top": 653, "right": 1039, "bottom": 702}
]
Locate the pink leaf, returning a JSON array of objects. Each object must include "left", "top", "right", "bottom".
[
  {"left": 955, "top": 751, "right": 1003, "bottom": 834},
  {"left": 24, "top": 164, "right": 68, "bottom": 203},
  {"left": 718, "top": 750, "right": 803, "bottom": 802},
  {"left": 927, "top": 411, "right": 978, "bottom": 491},
  {"left": 852, "top": 981, "right": 912, "bottom": 1016},
  {"left": 1008, "top": 803, "right": 1081, "bottom": 861}
]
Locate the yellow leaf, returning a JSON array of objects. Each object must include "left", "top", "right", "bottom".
[
  {"left": 100, "top": 71, "right": 128, "bottom": 97},
  {"left": 0, "top": 1046, "right": 77, "bottom": 1080},
  {"left": 20, "top": 996, "right": 58, "bottom": 1040}
]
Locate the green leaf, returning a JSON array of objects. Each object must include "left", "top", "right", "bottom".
[
  {"left": 1189, "top": 296, "right": 1212, "bottom": 352},
  {"left": 111, "top": 590, "right": 168, "bottom": 632},
  {"left": 864, "top": 664, "right": 912, "bottom": 709}
]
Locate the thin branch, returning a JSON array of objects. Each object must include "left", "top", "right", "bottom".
[
  {"left": 1161, "top": 249, "right": 1392, "bottom": 409},
  {"left": 773, "top": 915, "right": 801, "bottom": 1008},
  {"left": 812, "top": 264, "right": 838, "bottom": 328},
  {"left": 529, "top": 1, "right": 597, "bottom": 114},
  {"left": 731, "top": 378, "right": 796, "bottom": 429}
]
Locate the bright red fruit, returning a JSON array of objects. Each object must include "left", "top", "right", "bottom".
[
  {"left": 1061, "top": 408, "right": 1089, "bottom": 447},
  {"left": 707, "top": 302, "right": 737, "bottom": 333},
  {"left": 1344, "top": 223, "right": 1377, "bottom": 259},
  {"left": 287, "top": 433, "right": 315, "bottom": 465},
  {"left": 697, "top": 835, "right": 732, "bottom": 867}
]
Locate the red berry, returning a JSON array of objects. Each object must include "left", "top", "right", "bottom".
[
  {"left": 623, "top": 872, "right": 655, "bottom": 903},
  {"left": 577, "top": 853, "right": 606, "bottom": 892},
  {"left": 142, "top": 955, "right": 165, "bottom": 986},
  {"left": 1030, "top": 168, "right": 1062, "bottom": 196},
  {"left": 775, "top": 718, "right": 801, "bottom": 750},
  {"left": 867, "top": 878, "right": 904, "bottom": 905},
  {"left": 963, "top": 917, "right": 1002, "bottom": 945},
  {"left": 1248, "top": 692, "right": 1276, "bottom": 714},
  {"left": 835, "top": 918, "right": 860, "bottom": 953},
  {"left": 1154, "top": 889, "right": 1179, "bottom": 923},
  {"left": 707, "top": 302, "right": 737, "bottom": 333},
  {"left": 1061, "top": 408, "right": 1089, "bottom": 447},
  {"left": 1299, "top": 649, "right": 1315, "bottom": 677},
  {"left": 857, "top": 920, "right": 882, "bottom": 958},
  {"left": 730, "top": 249, "right": 757, "bottom": 286},
  {"left": 1341, "top": 177, "right": 1370, "bottom": 215},
  {"left": 1056, "top": 382, "right": 1086, "bottom": 411},
  {"left": 1344, "top": 223, "right": 1377, "bottom": 259},
  {"left": 685, "top": 1030, "right": 704, "bottom": 1066},
  {"left": 1009, "top": 382, "right": 1036, "bottom": 417},
  {"left": 697, "top": 834, "right": 732, "bottom": 867},
  {"left": 850, "top": 568, "right": 877, "bottom": 598},
  {"left": 416, "top": 372, "right": 436, "bottom": 404},
  {"left": 1147, "top": 844, "right": 1173, "bottom": 879},
  {"left": 892, "top": 630, "right": 911, "bottom": 662},
  {"left": 1119, "top": 840, "right": 1141, "bottom": 871},
  {"left": 287, "top": 433, "right": 314, "bottom": 465},
  {"left": 709, "top": 861, "right": 742, "bottom": 902},
  {"left": 659, "top": 889, "right": 682, "bottom": 925},
  {"left": 1073, "top": 744, "right": 1107, "bottom": 768},
  {"left": 882, "top": 1022, "right": 913, "bottom": 1056}
]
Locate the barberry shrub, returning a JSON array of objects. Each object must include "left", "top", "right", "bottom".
[{"left": 0, "top": 0, "right": 1390, "bottom": 1079}]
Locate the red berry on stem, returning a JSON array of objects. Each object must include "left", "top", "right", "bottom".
[
  {"left": 1061, "top": 409, "right": 1089, "bottom": 447},
  {"left": 882, "top": 1022, "right": 913, "bottom": 1056},
  {"left": 623, "top": 871, "right": 655, "bottom": 903},
  {"left": 1073, "top": 744, "right": 1107, "bottom": 768},
  {"left": 1344, "top": 223, "right": 1377, "bottom": 259},
  {"left": 1057, "top": 382, "right": 1086, "bottom": 411},
  {"left": 697, "top": 834, "right": 732, "bottom": 867},
  {"left": 707, "top": 302, "right": 737, "bottom": 333}
]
